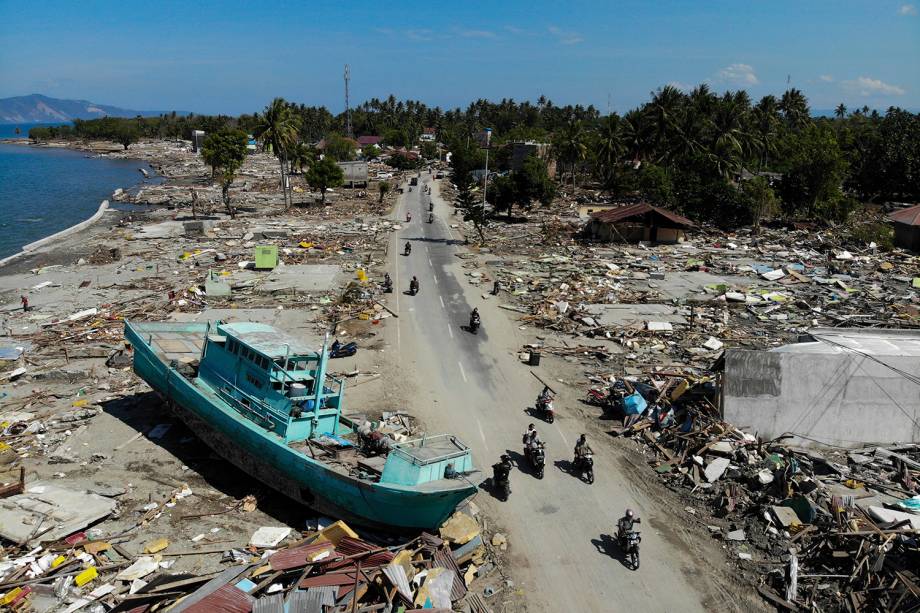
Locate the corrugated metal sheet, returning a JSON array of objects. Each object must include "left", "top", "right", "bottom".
[
  {"left": 185, "top": 584, "right": 254, "bottom": 613},
  {"left": 269, "top": 542, "right": 334, "bottom": 570},
  {"left": 299, "top": 569, "right": 365, "bottom": 588},
  {"left": 460, "top": 591, "right": 493, "bottom": 613},
  {"left": 890, "top": 204, "right": 920, "bottom": 226},
  {"left": 327, "top": 537, "right": 394, "bottom": 568},
  {"left": 252, "top": 593, "right": 284, "bottom": 613},
  {"left": 382, "top": 563, "right": 413, "bottom": 602},
  {"left": 286, "top": 587, "right": 336, "bottom": 613},
  {"left": 590, "top": 202, "right": 694, "bottom": 227},
  {"left": 170, "top": 565, "right": 250, "bottom": 613},
  {"left": 433, "top": 549, "right": 468, "bottom": 602}
]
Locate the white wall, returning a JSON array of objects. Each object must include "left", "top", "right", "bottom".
[{"left": 723, "top": 348, "right": 920, "bottom": 447}]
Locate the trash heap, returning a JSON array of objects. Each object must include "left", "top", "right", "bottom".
[
  {"left": 602, "top": 375, "right": 920, "bottom": 611},
  {"left": 0, "top": 507, "right": 504, "bottom": 612}
]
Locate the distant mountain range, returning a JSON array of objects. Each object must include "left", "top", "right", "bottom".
[{"left": 0, "top": 94, "right": 187, "bottom": 124}]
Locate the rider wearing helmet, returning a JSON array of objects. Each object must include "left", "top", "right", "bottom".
[
  {"left": 617, "top": 508, "right": 640, "bottom": 539},
  {"left": 574, "top": 434, "right": 593, "bottom": 460}
]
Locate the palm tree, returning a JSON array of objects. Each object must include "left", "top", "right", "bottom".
[
  {"left": 779, "top": 88, "right": 810, "bottom": 129},
  {"left": 254, "top": 98, "right": 299, "bottom": 209},
  {"left": 752, "top": 95, "right": 781, "bottom": 169},
  {"left": 834, "top": 103, "right": 847, "bottom": 119},
  {"left": 594, "top": 114, "right": 627, "bottom": 188},
  {"left": 647, "top": 85, "right": 685, "bottom": 164},
  {"left": 706, "top": 94, "right": 751, "bottom": 178},
  {"left": 552, "top": 118, "right": 588, "bottom": 187}
]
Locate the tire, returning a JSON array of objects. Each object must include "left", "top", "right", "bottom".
[
  {"left": 547, "top": 414, "right": 554, "bottom": 423},
  {"left": 587, "top": 470, "right": 594, "bottom": 484},
  {"left": 631, "top": 551, "right": 640, "bottom": 570},
  {"left": 537, "top": 467, "right": 544, "bottom": 479}
]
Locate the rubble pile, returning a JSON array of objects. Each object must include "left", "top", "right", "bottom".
[
  {"left": 601, "top": 375, "right": 920, "bottom": 611},
  {"left": 0, "top": 508, "right": 504, "bottom": 612}
]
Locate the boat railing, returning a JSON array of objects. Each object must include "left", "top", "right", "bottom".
[
  {"left": 389, "top": 434, "right": 471, "bottom": 466},
  {"left": 207, "top": 370, "right": 289, "bottom": 427}
]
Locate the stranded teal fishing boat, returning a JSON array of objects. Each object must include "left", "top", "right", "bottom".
[{"left": 124, "top": 320, "right": 481, "bottom": 530}]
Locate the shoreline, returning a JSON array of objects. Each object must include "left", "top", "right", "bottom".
[{"left": 0, "top": 139, "right": 165, "bottom": 268}]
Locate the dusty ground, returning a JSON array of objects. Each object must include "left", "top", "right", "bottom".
[{"left": 0, "top": 140, "right": 766, "bottom": 612}]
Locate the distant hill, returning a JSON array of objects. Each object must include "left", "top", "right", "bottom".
[{"left": 0, "top": 94, "right": 187, "bottom": 123}]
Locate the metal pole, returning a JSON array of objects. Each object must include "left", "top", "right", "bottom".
[{"left": 482, "top": 128, "right": 491, "bottom": 211}]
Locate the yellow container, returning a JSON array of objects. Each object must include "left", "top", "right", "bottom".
[
  {"left": 74, "top": 566, "right": 97, "bottom": 587},
  {"left": 1, "top": 587, "right": 22, "bottom": 606},
  {"left": 51, "top": 555, "right": 67, "bottom": 568}
]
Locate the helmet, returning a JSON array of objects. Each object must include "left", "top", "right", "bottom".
[
  {"left": 529, "top": 423, "right": 535, "bottom": 429},
  {"left": 625, "top": 509, "right": 634, "bottom": 518},
  {"left": 501, "top": 454, "right": 511, "bottom": 462}
]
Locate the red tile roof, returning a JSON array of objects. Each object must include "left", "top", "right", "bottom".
[
  {"left": 589, "top": 202, "right": 694, "bottom": 228},
  {"left": 889, "top": 204, "right": 920, "bottom": 226},
  {"left": 357, "top": 135, "right": 383, "bottom": 146}
]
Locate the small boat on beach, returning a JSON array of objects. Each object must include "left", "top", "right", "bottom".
[{"left": 124, "top": 320, "right": 481, "bottom": 530}]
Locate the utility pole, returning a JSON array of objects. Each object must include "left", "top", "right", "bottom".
[
  {"left": 482, "top": 128, "right": 492, "bottom": 210},
  {"left": 344, "top": 64, "right": 352, "bottom": 138}
]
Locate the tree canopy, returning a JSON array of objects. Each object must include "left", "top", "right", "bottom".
[
  {"left": 201, "top": 129, "right": 248, "bottom": 218},
  {"left": 306, "top": 157, "right": 345, "bottom": 204}
]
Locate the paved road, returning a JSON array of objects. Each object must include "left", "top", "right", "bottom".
[{"left": 388, "top": 174, "right": 712, "bottom": 612}]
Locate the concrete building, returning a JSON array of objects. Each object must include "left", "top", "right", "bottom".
[
  {"left": 584, "top": 202, "right": 693, "bottom": 244},
  {"left": 337, "top": 161, "right": 369, "bottom": 187},
  {"left": 722, "top": 328, "right": 920, "bottom": 447},
  {"left": 889, "top": 204, "right": 920, "bottom": 252},
  {"left": 509, "top": 141, "right": 555, "bottom": 177},
  {"left": 419, "top": 127, "right": 436, "bottom": 142}
]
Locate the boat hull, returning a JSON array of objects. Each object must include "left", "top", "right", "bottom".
[{"left": 126, "top": 324, "right": 477, "bottom": 530}]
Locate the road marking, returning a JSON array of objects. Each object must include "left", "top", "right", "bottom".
[
  {"left": 476, "top": 418, "right": 489, "bottom": 451},
  {"left": 447, "top": 323, "right": 454, "bottom": 338},
  {"left": 433, "top": 275, "right": 438, "bottom": 285},
  {"left": 458, "top": 361, "right": 467, "bottom": 382},
  {"left": 555, "top": 423, "right": 568, "bottom": 446},
  {"left": 428, "top": 257, "right": 433, "bottom": 267},
  {"left": 439, "top": 296, "right": 445, "bottom": 308}
]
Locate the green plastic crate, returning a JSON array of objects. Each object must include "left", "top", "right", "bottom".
[{"left": 254, "top": 245, "right": 278, "bottom": 270}]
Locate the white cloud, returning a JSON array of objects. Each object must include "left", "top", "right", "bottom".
[
  {"left": 898, "top": 3, "right": 918, "bottom": 15},
  {"left": 841, "top": 76, "right": 906, "bottom": 96},
  {"left": 667, "top": 81, "right": 693, "bottom": 92},
  {"left": 716, "top": 63, "right": 759, "bottom": 85},
  {"left": 548, "top": 25, "right": 584, "bottom": 45},
  {"left": 458, "top": 29, "right": 497, "bottom": 39},
  {"left": 405, "top": 29, "right": 434, "bottom": 42},
  {"left": 819, "top": 74, "right": 834, "bottom": 82}
]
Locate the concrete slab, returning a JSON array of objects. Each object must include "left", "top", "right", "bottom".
[
  {"left": 0, "top": 481, "right": 117, "bottom": 545},
  {"left": 632, "top": 271, "right": 753, "bottom": 300},
  {"left": 258, "top": 264, "right": 340, "bottom": 294},
  {"left": 133, "top": 221, "right": 186, "bottom": 239},
  {"left": 582, "top": 304, "right": 688, "bottom": 327}
]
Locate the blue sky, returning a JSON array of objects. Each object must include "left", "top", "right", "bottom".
[{"left": 1, "top": 1, "right": 917, "bottom": 115}]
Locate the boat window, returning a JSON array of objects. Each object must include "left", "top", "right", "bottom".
[{"left": 246, "top": 373, "right": 263, "bottom": 389}]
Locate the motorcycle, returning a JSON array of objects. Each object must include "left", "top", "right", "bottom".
[
  {"left": 383, "top": 279, "right": 393, "bottom": 293},
  {"left": 492, "top": 462, "right": 511, "bottom": 501},
  {"left": 574, "top": 453, "right": 594, "bottom": 484},
  {"left": 619, "top": 528, "right": 641, "bottom": 570},
  {"left": 409, "top": 279, "right": 419, "bottom": 296},
  {"left": 535, "top": 396, "right": 555, "bottom": 423},
  {"left": 526, "top": 444, "right": 546, "bottom": 479},
  {"left": 404, "top": 243, "right": 412, "bottom": 256},
  {"left": 469, "top": 315, "right": 480, "bottom": 334},
  {"left": 429, "top": 202, "right": 434, "bottom": 212},
  {"left": 428, "top": 213, "right": 434, "bottom": 223},
  {"left": 329, "top": 340, "right": 358, "bottom": 359}
]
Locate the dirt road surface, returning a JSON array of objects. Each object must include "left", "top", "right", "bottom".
[{"left": 381, "top": 173, "right": 747, "bottom": 612}]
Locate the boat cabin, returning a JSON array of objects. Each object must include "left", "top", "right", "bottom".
[{"left": 199, "top": 322, "right": 345, "bottom": 443}]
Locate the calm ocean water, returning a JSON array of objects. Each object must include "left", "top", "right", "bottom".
[{"left": 0, "top": 124, "right": 159, "bottom": 259}]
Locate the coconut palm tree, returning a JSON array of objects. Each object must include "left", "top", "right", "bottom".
[
  {"left": 835, "top": 103, "right": 847, "bottom": 119},
  {"left": 647, "top": 85, "right": 686, "bottom": 163},
  {"left": 254, "top": 98, "right": 300, "bottom": 209},
  {"left": 779, "top": 88, "right": 811, "bottom": 129},
  {"left": 752, "top": 95, "right": 781, "bottom": 169},
  {"left": 594, "top": 114, "right": 627, "bottom": 188},
  {"left": 552, "top": 118, "right": 588, "bottom": 187}
]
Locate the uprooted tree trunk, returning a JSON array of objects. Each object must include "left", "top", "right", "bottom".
[{"left": 222, "top": 182, "right": 235, "bottom": 219}]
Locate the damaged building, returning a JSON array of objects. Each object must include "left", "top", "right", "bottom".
[
  {"left": 721, "top": 328, "right": 920, "bottom": 447},
  {"left": 584, "top": 202, "right": 694, "bottom": 244}
]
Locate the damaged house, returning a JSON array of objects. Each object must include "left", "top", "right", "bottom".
[
  {"left": 584, "top": 202, "right": 693, "bottom": 244},
  {"left": 721, "top": 328, "right": 920, "bottom": 447}
]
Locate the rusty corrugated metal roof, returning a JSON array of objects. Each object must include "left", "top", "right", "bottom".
[
  {"left": 433, "top": 549, "right": 468, "bottom": 602},
  {"left": 269, "top": 542, "right": 335, "bottom": 571},
  {"left": 252, "top": 593, "right": 283, "bottom": 613},
  {"left": 299, "top": 569, "right": 369, "bottom": 589},
  {"left": 185, "top": 584, "right": 254, "bottom": 613},
  {"left": 889, "top": 204, "right": 920, "bottom": 226},
  {"left": 590, "top": 202, "right": 694, "bottom": 228}
]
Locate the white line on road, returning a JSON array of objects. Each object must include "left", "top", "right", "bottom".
[
  {"left": 439, "top": 296, "right": 445, "bottom": 308},
  {"left": 458, "top": 361, "right": 467, "bottom": 382},
  {"left": 433, "top": 275, "right": 438, "bottom": 285},
  {"left": 555, "top": 423, "right": 569, "bottom": 446},
  {"left": 448, "top": 323, "right": 454, "bottom": 338},
  {"left": 428, "top": 257, "right": 433, "bottom": 267},
  {"left": 476, "top": 418, "right": 489, "bottom": 451}
]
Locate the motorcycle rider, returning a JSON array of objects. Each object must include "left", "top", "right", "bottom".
[
  {"left": 574, "top": 434, "right": 593, "bottom": 463},
  {"left": 617, "top": 508, "right": 640, "bottom": 540},
  {"left": 428, "top": 212, "right": 434, "bottom": 223},
  {"left": 383, "top": 272, "right": 393, "bottom": 292},
  {"left": 522, "top": 423, "right": 540, "bottom": 451},
  {"left": 536, "top": 385, "right": 553, "bottom": 410},
  {"left": 404, "top": 241, "right": 411, "bottom": 256},
  {"left": 469, "top": 307, "right": 481, "bottom": 329},
  {"left": 492, "top": 454, "right": 513, "bottom": 497},
  {"left": 406, "top": 211, "right": 412, "bottom": 222},
  {"left": 409, "top": 276, "right": 420, "bottom": 295}
]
